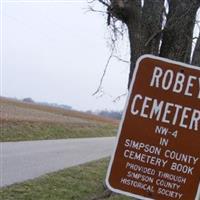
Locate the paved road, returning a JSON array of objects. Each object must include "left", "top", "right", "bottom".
[{"left": 0, "top": 137, "right": 115, "bottom": 187}]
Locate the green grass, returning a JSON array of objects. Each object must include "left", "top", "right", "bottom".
[
  {"left": 0, "top": 158, "right": 133, "bottom": 200},
  {"left": 0, "top": 121, "right": 117, "bottom": 142},
  {"left": 0, "top": 97, "right": 119, "bottom": 141}
]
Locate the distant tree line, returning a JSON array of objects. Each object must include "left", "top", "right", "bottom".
[
  {"left": 98, "top": 110, "right": 122, "bottom": 120},
  {"left": 22, "top": 97, "right": 72, "bottom": 110},
  {"left": 22, "top": 98, "right": 34, "bottom": 103},
  {"left": 21, "top": 97, "right": 122, "bottom": 119},
  {"left": 87, "top": 110, "right": 123, "bottom": 120}
]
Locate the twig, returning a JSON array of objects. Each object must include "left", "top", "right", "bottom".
[
  {"left": 113, "top": 55, "right": 129, "bottom": 63},
  {"left": 87, "top": 6, "right": 107, "bottom": 14},
  {"left": 87, "top": 0, "right": 96, "bottom": 3},
  {"left": 113, "top": 92, "right": 127, "bottom": 103},
  {"left": 98, "top": 0, "right": 110, "bottom": 7},
  {"left": 92, "top": 46, "right": 115, "bottom": 96}
]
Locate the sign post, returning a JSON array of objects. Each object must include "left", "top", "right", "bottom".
[{"left": 106, "top": 55, "right": 200, "bottom": 200}]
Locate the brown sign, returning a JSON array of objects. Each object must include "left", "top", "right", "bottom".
[{"left": 106, "top": 55, "right": 200, "bottom": 200}]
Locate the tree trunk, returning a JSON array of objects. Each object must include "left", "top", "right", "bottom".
[
  {"left": 192, "top": 36, "right": 200, "bottom": 66},
  {"left": 98, "top": 0, "right": 200, "bottom": 88},
  {"left": 160, "top": 0, "right": 199, "bottom": 63},
  {"left": 127, "top": 0, "right": 164, "bottom": 87}
]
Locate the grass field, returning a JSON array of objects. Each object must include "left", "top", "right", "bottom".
[
  {"left": 0, "top": 97, "right": 118, "bottom": 142},
  {"left": 0, "top": 158, "right": 132, "bottom": 200}
]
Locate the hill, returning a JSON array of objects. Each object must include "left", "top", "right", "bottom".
[{"left": 0, "top": 97, "right": 118, "bottom": 142}]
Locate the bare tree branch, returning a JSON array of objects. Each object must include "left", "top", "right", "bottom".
[
  {"left": 87, "top": 6, "right": 107, "bottom": 14},
  {"left": 87, "top": 0, "right": 96, "bottom": 3},
  {"left": 113, "top": 92, "right": 127, "bottom": 103},
  {"left": 92, "top": 46, "right": 115, "bottom": 96},
  {"left": 113, "top": 55, "right": 129, "bottom": 63},
  {"left": 98, "top": 0, "right": 110, "bottom": 7},
  {"left": 94, "top": 0, "right": 200, "bottom": 89}
]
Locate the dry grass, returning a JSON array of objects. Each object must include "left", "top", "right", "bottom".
[
  {"left": 0, "top": 97, "right": 118, "bottom": 142},
  {"left": 0, "top": 97, "right": 118, "bottom": 125}
]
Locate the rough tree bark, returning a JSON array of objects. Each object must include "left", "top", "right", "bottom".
[
  {"left": 192, "top": 36, "right": 200, "bottom": 65},
  {"left": 160, "top": 0, "right": 199, "bottom": 63},
  {"left": 98, "top": 0, "right": 200, "bottom": 88},
  {"left": 127, "top": 0, "right": 164, "bottom": 87}
]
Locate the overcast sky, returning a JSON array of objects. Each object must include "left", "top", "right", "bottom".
[
  {"left": 1, "top": 1, "right": 199, "bottom": 111},
  {"left": 1, "top": 0, "right": 129, "bottom": 111}
]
